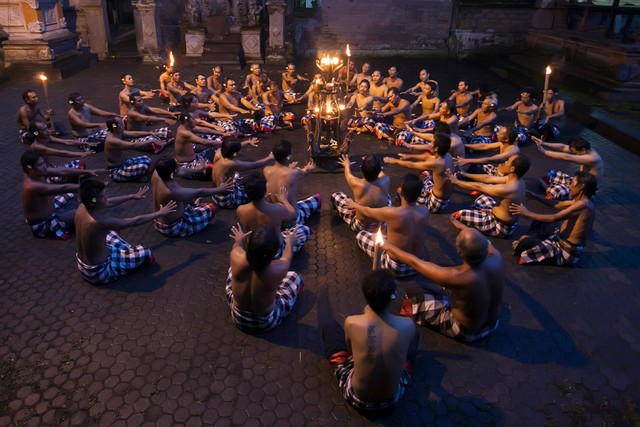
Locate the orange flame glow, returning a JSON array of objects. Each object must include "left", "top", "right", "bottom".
[{"left": 374, "top": 227, "right": 384, "bottom": 246}]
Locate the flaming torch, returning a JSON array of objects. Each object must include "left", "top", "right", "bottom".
[
  {"left": 543, "top": 66, "right": 552, "bottom": 101},
  {"left": 346, "top": 44, "right": 351, "bottom": 88},
  {"left": 169, "top": 51, "right": 175, "bottom": 68},
  {"left": 39, "top": 73, "right": 51, "bottom": 113},
  {"left": 372, "top": 227, "right": 384, "bottom": 270}
]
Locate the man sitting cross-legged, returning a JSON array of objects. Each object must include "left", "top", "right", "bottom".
[
  {"left": 382, "top": 224, "right": 504, "bottom": 342},
  {"left": 510, "top": 171, "right": 597, "bottom": 266},
  {"left": 384, "top": 133, "right": 454, "bottom": 214},
  {"left": 345, "top": 174, "right": 430, "bottom": 278},
  {"left": 211, "top": 139, "right": 274, "bottom": 209},
  {"left": 457, "top": 124, "right": 520, "bottom": 176},
  {"left": 237, "top": 172, "right": 310, "bottom": 255},
  {"left": 104, "top": 117, "right": 156, "bottom": 183},
  {"left": 448, "top": 154, "right": 530, "bottom": 239},
  {"left": 67, "top": 92, "right": 119, "bottom": 150},
  {"left": 263, "top": 140, "right": 320, "bottom": 228},
  {"left": 226, "top": 224, "right": 303, "bottom": 333},
  {"left": 21, "top": 150, "right": 101, "bottom": 240},
  {"left": 74, "top": 179, "right": 176, "bottom": 285},
  {"left": 151, "top": 157, "right": 234, "bottom": 237},
  {"left": 322, "top": 269, "right": 418, "bottom": 412},
  {"left": 331, "top": 155, "right": 390, "bottom": 232},
  {"left": 125, "top": 93, "right": 177, "bottom": 145}
]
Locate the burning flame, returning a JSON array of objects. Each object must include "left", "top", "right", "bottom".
[
  {"left": 545, "top": 66, "right": 552, "bottom": 75},
  {"left": 169, "top": 51, "right": 175, "bottom": 67},
  {"left": 331, "top": 56, "right": 339, "bottom": 65},
  {"left": 314, "top": 107, "right": 320, "bottom": 113},
  {"left": 374, "top": 227, "right": 384, "bottom": 247},
  {"left": 346, "top": 44, "right": 351, "bottom": 57},
  {"left": 325, "top": 101, "right": 333, "bottom": 114},
  {"left": 39, "top": 74, "right": 47, "bottom": 82},
  {"left": 339, "top": 104, "right": 345, "bottom": 110}
]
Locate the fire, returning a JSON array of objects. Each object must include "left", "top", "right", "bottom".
[
  {"left": 169, "top": 51, "right": 175, "bottom": 67},
  {"left": 374, "top": 227, "right": 384, "bottom": 246},
  {"left": 325, "top": 101, "right": 333, "bottom": 114},
  {"left": 346, "top": 44, "right": 351, "bottom": 57},
  {"left": 39, "top": 74, "right": 47, "bottom": 81},
  {"left": 545, "top": 66, "right": 552, "bottom": 75}
]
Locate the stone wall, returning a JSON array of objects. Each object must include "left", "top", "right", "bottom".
[{"left": 293, "top": 0, "right": 453, "bottom": 57}]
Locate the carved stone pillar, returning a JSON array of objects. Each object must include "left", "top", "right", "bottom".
[
  {"left": 133, "top": 0, "right": 162, "bottom": 63},
  {"left": 265, "top": 0, "right": 286, "bottom": 64},
  {"left": 76, "top": 0, "right": 110, "bottom": 60},
  {"left": 241, "top": 28, "right": 261, "bottom": 61}
]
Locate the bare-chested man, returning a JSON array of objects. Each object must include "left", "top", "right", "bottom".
[
  {"left": 237, "top": 172, "right": 310, "bottom": 254},
  {"left": 166, "top": 69, "right": 196, "bottom": 108},
  {"left": 211, "top": 139, "right": 274, "bottom": 209},
  {"left": 331, "top": 155, "right": 390, "bottom": 232},
  {"left": 158, "top": 64, "right": 174, "bottom": 103},
  {"left": 459, "top": 98, "right": 497, "bottom": 144},
  {"left": 260, "top": 81, "right": 295, "bottom": 133},
  {"left": 448, "top": 154, "right": 530, "bottom": 238},
  {"left": 17, "top": 89, "right": 52, "bottom": 143},
  {"left": 369, "top": 70, "right": 389, "bottom": 110},
  {"left": 244, "top": 63, "right": 270, "bottom": 103},
  {"left": 384, "top": 133, "right": 454, "bottom": 213},
  {"left": 264, "top": 140, "right": 320, "bottom": 227},
  {"left": 410, "top": 82, "right": 440, "bottom": 119},
  {"left": 532, "top": 87, "right": 565, "bottom": 141},
  {"left": 322, "top": 269, "right": 418, "bottom": 411},
  {"left": 218, "top": 79, "right": 261, "bottom": 137},
  {"left": 510, "top": 171, "right": 597, "bottom": 266},
  {"left": 535, "top": 136, "right": 603, "bottom": 201},
  {"left": 382, "top": 225, "right": 503, "bottom": 342},
  {"left": 125, "top": 93, "right": 176, "bottom": 144},
  {"left": 74, "top": 178, "right": 176, "bottom": 285},
  {"left": 373, "top": 87, "right": 412, "bottom": 143},
  {"left": 403, "top": 69, "right": 439, "bottom": 98},
  {"left": 226, "top": 224, "right": 303, "bottom": 333},
  {"left": 118, "top": 73, "right": 155, "bottom": 116},
  {"left": 344, "top": 80, "right": 376, "bottom": 133},
  {"left": 402, "top": 100, "right": 459, "bottom": 146},
  {"left": 67, "top": 92, "right": 119, "bottom": 149},
  {"left": 400, "top": 121, "right": 465, "bottom": 160},
  {"left": 345, "top": 173, "right": 430, "bottom": 278},
  {"left": 383, "top": 66, "right": 403, "bottom": 91},
  {"left": 206, "top": 66, "right": 225, "bottom": 96},
  {"left": 21, "top": 150, "right": 99, "bottom": 240},
  {"left": 503, "top": 87, "right": 538, "bottom": 142},
  {"left": 151, "top": 157, "right": 233, "bottom": 237},
  {"left": 447, "top": 80, "right": 474, "bottom": 119},
  {"left": 349, "top": 63, "right": 372, "bottom": 90},
  {"left": 281, "top": 63, "right": 308, "bottom": 102},
  {"left": 104, "top": 117, "right": 156, "bottom": 182},
  {"left": 458, "top": 124, "right": 519, "bottom": 175},
  {"left": 192, "top": 74, "right": 219, "bottom": 108}
]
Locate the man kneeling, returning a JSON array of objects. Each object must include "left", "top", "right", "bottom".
[
  {"left": 322, "top": 269, "right": 418, "bottom": 412},
  {"left": 226, "top": 224, "right": 303, "bottom": 333}
]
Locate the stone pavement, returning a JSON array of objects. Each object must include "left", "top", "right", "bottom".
[{"left": 1, "top": 58, "right": 639, "bottom": 427}]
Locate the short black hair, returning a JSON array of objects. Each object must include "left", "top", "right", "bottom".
[
  {"left": 220, "top": 139, "right": 242, "bottom": 159},
  {"left": 244, "top": 172, "right": 267, "bottom": 202},
  {"left": 511, "top": 155, "right": 531, "bottom": 178},
  {"left": 433, "top": 121, "right": 451, "bottom": 135},
  {"left": 273, "top": 140, "right": 292, "bottom": 164},
  {"left": 387, "top": 87, "right": 400, "bottom": 97},
  {"left": 181, "top": 93, "right": 195, "bottom": 108},
  {"left": 246, "top": 226, "right": 280, "bottom": 272},
  {"left": 362, "top": 269, "right": 396, "bottom": 313},
  {"left": 21, "top": 150, "right": 42, "bottom": 174},
  {"left": 155, "top": 157, "right": 177, "bottom": 181},
  {"left": 401, "top": 174, "right": 422, "bottom": 204},
  {"left": 68, "top": 92, "right": 82, "bottom": 103},
  {"left": 361, "top": 155, "right": 382, "bottom": 182},
  {"left": 569, "top": 137, "right": 591, "bottom": 152},
  {"left": 503, "top": 124, "right": 518, "bottom": 144},
  {"left": 574, "top": 171, "right": 598, "bottom": 198},
  {"left": 22, "top": 89, "right": 35, "bottom": 102},
  {"left": 443, "top": 99, "right": 456, "bottom": 113},
  {"left": 106, "top": 117, "right": 119, "bottom": 132},
  {"left": 432, "top": 133, "right": 451, "bottom": 156},
  {"left": 79, "top": 178, "right": 106, "bottom": 208},
  {"left": 129, "top": 92, "right": 141, "bottom": 104}
]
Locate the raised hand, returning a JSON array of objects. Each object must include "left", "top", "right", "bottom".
[{"left": 132, "top": 186, "right": 149, "bottom": 199}]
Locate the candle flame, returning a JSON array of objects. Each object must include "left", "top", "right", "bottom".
[
  {"left": 545, "top": 66, "right": 552, "bottom": 75},
  {"left": 325, "top": 101, "right": 333, "bottom": 114},
  {"left": 346, "top": 44, "right": 351, "bottom": 57},
  {"left": 39, "top": 74, "right": 47, "bottom": 81},
  {"left": 339, "top": 104, "right": 345, "bottom": 110},
  {"left": 374, "top": 227, "right": 384, "bottom": 246},
  {"left": 169, "top": 51, "right": 175, "bottom": 67},
  {"left": 331, "top": 56, "right": 339, "bottom": 65}
]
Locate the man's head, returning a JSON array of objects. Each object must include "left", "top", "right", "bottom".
[
  {"left": 358, "top": 79, "right": 370, "bottom": 94},
  {"left": 440, "top": 99, "right": 456, "bottom": 116},
  {"left": 521, "top": 87, "right": 535, "bottom": 103},
  {"left": 121, "top": 74, "right": 133, "bottom": 86},
  {"left": 171, "top": 70, "right": 182, "bottom": 82},
  {"left": 213, "top": 66, "right": 223, "bottom": 76},
  {"left": 129, "top": 93, "right": 143, "bottom": 108},
  {"left": 572, "top": 171, "right": 598, "bottom": 199},
  {"left": 225, "top": 79, "right": 237, "bottom": 93},
  {"left": 181, "top": 92, "right": 197, "bottom": 110},
  {"left": 28, "top": 120, "right": 49, "bottom": 141},
  {"left": 387, "top": 87, "right": 400, "bottom": 103},
  {"left": 499, "top": 154, "right": 530, "bottom": 178},
  {"left": 250, "top": 64, "right": 261, "bottom": 75},
  {"left": 545, "top": 86, "right": 558, "bottom": 102},
  {"left": 285, "top": 63, "right": 296, "bottom": 74},
  {"left": 361, "top": 155, "right": 382, "bottom": 182},
  {"left": 419, "top": 69, "right": 429, "bottom": 81},
  {"left": 433, "top": 121, "right": 451, "bottom": 135},
  {"left": 268, "top": 80, "right": 279, "bottom": 93},
  {"left": 106, "top": 117, "right": 124, "bottom": 133},
  {"left": 244, "top": 172, "right": 268, "bottom": 202},
  {"left": 497, "top": 124, "right": 518, "bottom": 145},
  {"left": 195, "top": 74, "right": 207, "bottom": 87},
  {"left": 481, "top": 98, "right": 494, "bottom": 111},
  {"left": 273, "top": 140, "right": 292, "bottom": 164},
  {"left": 458, "top": 81, "right": 468, "bottom": 92},
  {"left": 68, "top": 92, "right": 84, "bottom": 107},
  {"left": 423, "top": 82, "right": 435, "bottom": 95},
  {"left": 388, "top": 66, "right": 398, "bottom": 78},
  {"left": 400, "top": 174, "right": 422, "bottom": 204},
  {"left": 22, "top": 90, "right": 38, "bottom": 105},
  {"left": 178, "top": 112, "right": 196, "bottom": 129},
  {"left": 371, "top": 70, "right": 382, "bottom": 84},
  {"left": 220, "top": 139, "right": 242, "bottom": 159},
  {"left": 432, "top": 133, "right": 451, "bottom": 157},
  {"left": 21, "top": 150, "right": 45, "bottom": 175},
  {"left": 246, "top": 226, "right": 280, "bottom": 272},
  {"left": 456, "top": 228, "right": 489, "bottom": 267},
  {"left": 155, "top": 156, "right": 178, "bottom": 181},
  {"left": 362, "top": 269, "right": 397, "bottom": 314},
  {"left": 569, "top": 137, "right": 591, "bottom": 154},
  {"left": 361, "top": 63, "right": 371, "bottom": 74},
  {"left": 79, "top": 178, "right": 106, "bottom": 209}
]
